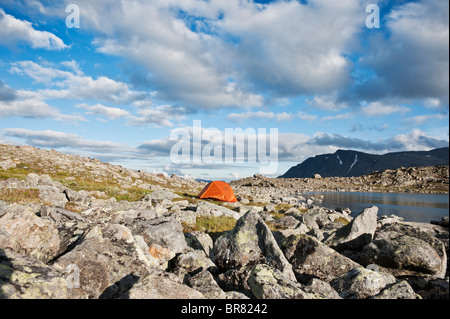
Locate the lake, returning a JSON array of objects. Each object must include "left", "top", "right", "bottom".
[{"left": 305, "top": 192, "right": 449, "bottom": 223}]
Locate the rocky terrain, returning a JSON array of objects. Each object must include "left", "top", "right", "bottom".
[
  {"left": 0, "top": 144, "right": 449, "bottom": 299},
  {"left": 233, "top": 165, "right": 449, "bottom": 195}
]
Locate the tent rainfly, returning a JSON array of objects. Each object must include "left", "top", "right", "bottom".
[{"left": 197, "top": 181, "right": 237, "bottom": 203}]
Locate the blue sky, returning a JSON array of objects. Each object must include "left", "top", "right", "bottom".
[{"left": 0, "top": 0, "right": 448, "bottom": 181}]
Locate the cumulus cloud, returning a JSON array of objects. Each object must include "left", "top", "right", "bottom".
[
  {"left": 2, "top": 128, "right": 130, "bottom": 154},
  {"left": 360, "top": 102, "right": 410, "bottom": 117},
  {"left": 0, "top": 8, "right": 68, "bottom": 50},
  {"left": 63, "top": 0, "right": 365, "bottom": 109},
  {"left": 128, "top": 104, "right": 188, "bottom": 127},
  {"left": 0, "top": 98, "right": 85, "bottom": 122},
  {"left": 10, "top": 60, "right": 147, "bottom": 104},
  {"left": 356, "top": 0, "right": 449, "bottom": 107},
  {"left": 75, "top": 103, "right": 130, "bottom": 120}
]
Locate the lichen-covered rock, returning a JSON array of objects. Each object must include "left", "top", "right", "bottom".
[
  {"left": 53, "top": 224, "right": 156, "bottom": 298},
  {"left": 373, "top": 280, "right": 419, "bottom": 299},
  {"left": 324, "top": 206, "right": 378, "bottom": 251},
  {"left": 120, "top": 270, "right": 205, "bottom": 299},
  {"left": 0, "top": 249, "right": 68, "bottom": 299},
  {"left": 330, "top": 267, "right": 397, "bottom": 299},
  {"left": 247, "top": 264, "right": 317, "bottom": 299},
  {"left": 405, "top": 276, "right": 449, "bottom": 299},
  {"left": 361, "top": 223, "right": 447, "bottom": 278},
  {"left": 139, "top": 217, "right": 188, "bottom": 255},
  {"left": 304, "top": 278, "right": 342, "bottom": 299},
  {"left": 185, "top": 231, "right": 214, "bottom": 259},
  {"left": 214, "top": 211, "right": 296, "bottom": 281},
  {"left": 171, "top": 250, "right": 217, "bottom": 280},
  {"left": 196, "top": 201, "right": 242, "bottom": 220},
  {"left": 186, "top": 270, "right": 227, "bottom": 299},
  {"left": 0, "top": 207, "right": 64, "bottom": 263},
  {"left": 281, "top": 234, "right": 359, "bottom": 283}
]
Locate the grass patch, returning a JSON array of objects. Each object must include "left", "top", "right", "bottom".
[
  {"left": 0, "top": 188, "right": 41, "bottom": 204},
  {"left": 183, "top": 216, "right": 237, "bottom": 240}
]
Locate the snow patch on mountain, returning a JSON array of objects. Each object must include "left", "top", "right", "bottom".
[{"left": 348, "top": 154, "right": 358, "bottom": 173}]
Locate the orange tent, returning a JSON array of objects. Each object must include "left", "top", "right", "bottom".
[{"left": 198, "top": 181, "right": 237, "bottom": 203}]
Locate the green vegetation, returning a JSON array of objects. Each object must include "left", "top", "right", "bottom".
[
  {"left": 183, "top": 216, "right": 237, "bottom": 240},
  {"left": 0, "top": 188, "right": 41, "bottom": 205}
]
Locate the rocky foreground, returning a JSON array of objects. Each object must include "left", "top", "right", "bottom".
[{"left": 0, "top": 144, "right": 449, "bottom": 299}]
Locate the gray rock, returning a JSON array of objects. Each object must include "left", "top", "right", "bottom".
[
  {"left": 38, "top": 186, "right": 69, "bottom": 207},
  {"left": 196, "top": 201, "right": 242, "bottom": 220},
  {"left": 214, "top": 211, "right": 296, "bottom": 281},
  {"left": 53, "top": 224, "right": 156, "bottom": 298},
  {"left": 185, "top": 231, "right": 214, "bottom": 259},
  {"left": 304, "top": 278, "right": 342, "bottom": 299},
  {"left": 373, "top": 280, "right": 419, "bottom": 299},
  {"left": 110, "top": 209, "right": 160, "bottom": 225},
  {"left": 147, "top": 189, "right": 181, "bottom": 204},
  {"left": 405, "top": 276, "right": 449, "bottom": 299},
  {"left": 0, "top": 249, "right": 69, "bottom": 299},
  {"left": 361, "top": 223, "right": 447, "bottom": 278},
  {"left": 120, "top": 270, "right": 205, "bottom": 299},
  {"left": 247, "top": 264, "right": 316, "bottom": 299},
  {"left": 140, "top": 217, "right": 188, "bottom": 254},
  {"left": 272, "top": 215, "right": 301, "bottom": 229},
  {"left": 171, "top": 250, "right": 217, "bottom": 280},
  {"left": 0, "top": 159, "right": 16, "bottom": 170},
  {"left": 0, "top": 207, "right": 66, "bottom": 263},
  {"left": 330, "top": 267, "right": 397, "bottom": 299},
  {"left": 281, "top": 234, "right": 359, "bottom": 283},
  {"left": 186, "top": 270, "right": 227, "bottom": 299},
  {"left": 324, "top": 206, "right": 378, "bottom": 251}
]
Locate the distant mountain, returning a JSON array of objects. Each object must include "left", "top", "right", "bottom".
[{"left": 279, "top": 147, "right": 449, "bottom": 178}]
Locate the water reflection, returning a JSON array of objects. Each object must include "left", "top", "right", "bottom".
[{"left": 305, "top": 192, "right": 449, "bottom": 223}]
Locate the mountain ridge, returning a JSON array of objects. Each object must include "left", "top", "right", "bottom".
[{"left": 279, "top": 147, "right": 449, "bottom": 178}]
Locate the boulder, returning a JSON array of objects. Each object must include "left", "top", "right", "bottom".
[
  {"left": 196, "top": 201, "right": 242, "bottom": 220},
  {"left": 247, "top": 264, "right": 317, "bottom": 299},
  {"left": 0, "top": 207, "right": 66, "bottom": 263},
  {"left": 139, "top": 217, "right": 188, "bottom": 255},
  {"left": 281, "top": 234, "right": 359, "bottom": 283},
  {"left": 147, "top": 190, "right": 180, "bottom": 204},
  {"left": 186, "top": 270, "right": 227, "bottom": 299},
  {"left": 0, "top": 249, "right": 69, "bottom": 299},
  {"left": 330, "top": 267, "right": 397, "bottom": 299},
  {"left": 170, "top": 250, "right": 217, "bottom": 280},
  {"left": 185, "top": 231, "right": 214, "bottom": 259},
  {"left": 324, "top": 206, "right": 378, "bottom": 251},
  {"left": 373, "top": 280, "right": 419, "bottom": 299},
  {"left": 304, "top": 278, "right": 341, "bottom": 299},
  {"left": 120, "top": 270, "right": 205, "bottom": 299},
  {"left": 361, "top": 223, "right": 447, "bottom": 278},
  {"left": 405, "top": 276, "right": 449, "bottom": 299},
  {"left": 214, "top": 211, "right": 296, "bottom": 281},
  {"left": 53, "top": 224, "right": 156, "bottom": 298}
]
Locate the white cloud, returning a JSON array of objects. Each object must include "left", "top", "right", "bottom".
[
  {"left": 128, "top": 104, "right": 188, "bottom": 127},
  {"left": 10, "top": 60, "right": 147, "bottom": 104},
  {"left": 65, "top": 0, "right": 365, "bottom": 109},
  {"left": 3, "top": 128, "right": 130, "bottom": 154},
  {"left": 403, "top": 114, "right": 448, "bottom": 126},
  {"left": 0, "top": 8, "right": 68, "bottom": 50},
  {"left": 358, "top": 0, "right": 449, "bottom": 106},
  {"left": 0, "top": 98, "right": 85, "bottom": 122},
  {"left": 275, "top": 112, "right": 292, "bottom": 122},
  {"left": 76, "top": 103, "right": 130, "bottom": 120},
  {"left": 360, "top": 102, "right": 410, "bottom": 117}
]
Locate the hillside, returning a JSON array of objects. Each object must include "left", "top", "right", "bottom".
[{"left": 279, "top": 147, "right": 449, "bottom": 178}]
